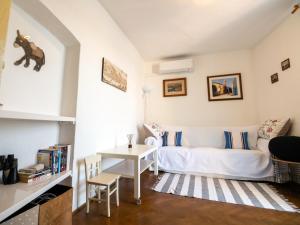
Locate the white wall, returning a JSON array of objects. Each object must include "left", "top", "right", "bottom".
[
  {"left": 39, "top": 0, "right": 144, "bottom": 209},
  {"left": 253, "top": 13, "right": 300, "bottom": 135},
  {"left": 0, "top": 3, "right": 65, "bottom": 115},
  {"left": 144, "top": 50, "right": 258, "bottom": 127}
]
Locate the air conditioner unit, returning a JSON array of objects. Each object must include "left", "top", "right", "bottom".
[{"left": 157, "top": 58, "right": 193, "bottom": 74}]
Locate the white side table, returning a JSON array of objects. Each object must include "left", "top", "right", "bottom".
[{"left": 98, "top": 144, "right": 158, "bottom": 204}]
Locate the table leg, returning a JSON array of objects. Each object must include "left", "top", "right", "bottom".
[
  {"left": 134, "top": 158, "right": 141, "bottom": 204},
  {"left": 154, "top": 148, "right": 158, "bottom": 176}
]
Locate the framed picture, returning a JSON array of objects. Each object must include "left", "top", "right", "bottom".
[
  {"left": 101, "top": 57, "right": 127, "bottom": 92},
  {"left": 207, "top": 73, "right": 243, "bottom": 101},
  {"left": 271, "top": 73, "right": 279, "bottom": 84},
  {"left": 281, "top": 58, "right": 290, "bottom": 71},
  {"left": 163, "top": 78, "right": 187, "bottom": 97}
]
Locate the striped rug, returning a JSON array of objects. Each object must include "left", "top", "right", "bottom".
[{"left": 153, "top": 173, "right": 299, "bottom": 213}]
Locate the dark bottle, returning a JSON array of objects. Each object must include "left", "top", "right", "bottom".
[
  {"left": 2, "top": 154, "right": 19, "bottom": 185},
  {"left": 0, "top": 155, "right": 5, "bottom": 170}
]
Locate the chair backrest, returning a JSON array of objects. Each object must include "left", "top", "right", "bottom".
[{"left": 84, "top": 154, "right": 102, "bottom": 180}]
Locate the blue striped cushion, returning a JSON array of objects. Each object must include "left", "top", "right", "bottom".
[
  {"left": 162, "top": 131, "right": 168, "bottom": 146},
  {"left": 162, "top": 131, "right": 183, "bottom": 147},
  {"left": 175, "top": 131, "right": 182, "bottom": 146},
  {"left": 224, "top": 131, "right": 233, "bottom": 149},
  {"left": 224, "top": 131, "right": 250, "bottom": 150}
]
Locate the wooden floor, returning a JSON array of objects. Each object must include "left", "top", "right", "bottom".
[{"left": 73, "top": 172, "right": 300, "bottom": 225}]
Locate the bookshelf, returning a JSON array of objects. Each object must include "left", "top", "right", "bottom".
[
  {"left": 0, "top": 170, "right": 72, "bottom": 222},
  {"left": 0, "top": 0, "right": 80, "bottom": 222}
]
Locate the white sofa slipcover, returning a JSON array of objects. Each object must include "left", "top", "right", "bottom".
[{"left": 145, "top": 125, "right": 274, "bottom": 181}]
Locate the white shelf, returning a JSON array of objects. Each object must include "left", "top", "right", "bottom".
[
  {"left": 104, "top": 159, "right": 154, "bottom": 178},
  {"left": 0, "top": 110, "right": 75, "bottom": 123},
  {"left": 0, "top": 170, "right": 72, "bottom": 222}
]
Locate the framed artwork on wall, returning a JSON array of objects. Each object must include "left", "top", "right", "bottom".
[
  {"left": 101, "top": 57, "right": 127, "bottom": 92},
  {"left": 207, "top": 73, "right": 243, "bottom": 101},
  {"left": 163, "top": 77, "right": 187, "bottom": 97},
  {"left": 281, "top": 58, "right": 290, "bottom": 71},
  {"left": 271, "top": 73, "right": 279, "bottom": 84}
]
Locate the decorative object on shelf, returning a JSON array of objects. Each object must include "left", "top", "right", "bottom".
[
  {"left": 207, "top": 73, "right": 243, "bottom": 101},
  {"left": 18, "top": 164, "right": 51, "bottom": 183},
  {"left": 281, "top": 58, "right": 290, "bottom": 71},
  {"left": 13, "top": 30, "right": 45, "bottom": 72},
  {"left": 101, "top": 57, "right": 127, "bottom": 92},
  {"left": 127, "top": 134, "right": 134, "bottom": 148},
  {"left": 2, "top": 154, "right": 19, "bottom": 185},
  {"left": 163, "top": 77, "right": 187, "bottom": 97},
  {"left": 271, "top": 73, "right": 279, "bottom": 84}
]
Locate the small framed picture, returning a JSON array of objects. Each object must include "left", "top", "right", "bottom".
[
  {"left": 271, "top": 73, "right": 279, "bottom": 84},
  {"left": 281, "top": 58, "right": 290, "bottom": 71},
  {"left": 163, "top": 78, "right": 187, "bottom": 97},
  {"left": 207, "top": 73, "right": 243, "bottom": 101},
  {"left": 101, "top": 58, "right": 127, "bottom": 92}
]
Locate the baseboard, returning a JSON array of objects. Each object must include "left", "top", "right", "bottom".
[{"left": 72, "top": 203, "right": 86, "bottom": 215}]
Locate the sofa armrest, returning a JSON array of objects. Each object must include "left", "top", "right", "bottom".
[{"left": 145, "top": 136, "right": 162, "bottom": 148}]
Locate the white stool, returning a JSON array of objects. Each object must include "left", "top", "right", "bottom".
[{"left": 84, "top": 155, "right": 120, "bottom": 217}]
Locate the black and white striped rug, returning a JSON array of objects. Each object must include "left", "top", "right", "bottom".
[{"left": 153, "top": 173, "right": 299, "bottom": 213}]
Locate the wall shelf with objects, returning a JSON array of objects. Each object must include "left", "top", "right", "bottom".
[
  {"left": 0, "top": 170, "right": 72, "bottom": 222},
  {"left": 0, "top": 0, "right": 80, "bottom": 222},
  {"left": 0, "top": 0, "right": 80, "bottom": 120}
]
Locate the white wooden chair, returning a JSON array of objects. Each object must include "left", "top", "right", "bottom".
[{"left": 84, "top": 154, "right": 120, "bottom": 217}]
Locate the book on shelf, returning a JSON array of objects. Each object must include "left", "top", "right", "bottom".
[
  {"left": 53, "top": 144, "right": 72, "bottom": 172},
  {"left": 37, "top": 144, "right": 71, "bottom": 175}
]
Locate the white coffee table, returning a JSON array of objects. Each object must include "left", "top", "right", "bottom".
[{"left": 98, "top": 144, "right": 158, "bottom": 204}]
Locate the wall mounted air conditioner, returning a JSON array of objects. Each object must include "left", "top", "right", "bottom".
[{"left": 157, "top": 58, "right": 194, "bottom": 74}]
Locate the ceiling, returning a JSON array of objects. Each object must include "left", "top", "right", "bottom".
[{"left": 98, "top": 0, "right": 294, "bottom": 60}]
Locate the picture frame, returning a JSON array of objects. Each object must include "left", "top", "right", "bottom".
[
  {"left": 281, "top": 58, "right": 290, "bottom": 71},
  {"left": 163, "top": 78, "right": 187, "bottom": 97},
  {"left": 101, "top": 57, "right": 127, "bottom": 92},
  {"left": 207, "top": 73, "right": 243, "bottom": 101},
  {"left": 271, "top": 73, "right": 279, "bottom": 84}
]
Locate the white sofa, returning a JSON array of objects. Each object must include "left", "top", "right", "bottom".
[{"left": 145, "top": 125, "right": 274, "bottom": 181}]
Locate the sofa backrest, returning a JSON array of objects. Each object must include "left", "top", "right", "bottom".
[{"left": 161, "top": 125, "right": 259, "bottom": 149}]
